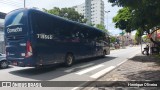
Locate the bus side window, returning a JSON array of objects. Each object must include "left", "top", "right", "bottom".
[
  {"left": 85, "top": 33, "right": 89, "bottom": 42},
  {"left": 70, "top": 26, "right": 80, "bottom": 42}
]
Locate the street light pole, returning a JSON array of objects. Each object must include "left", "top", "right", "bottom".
[{"left": 105, "top": 11, "right": 110, "bottom": 30}]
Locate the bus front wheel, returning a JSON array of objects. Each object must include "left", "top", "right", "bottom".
[{"left": 65, "top": 54, "right": 74, "bottom": 67}]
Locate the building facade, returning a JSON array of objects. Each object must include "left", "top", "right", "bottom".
[
  {"left": 0, "top": 12, "right": 6, "bottom": 53},
  {"left": 73, "top": 0, "right": 104, "bottom": 25},
  {"left": 73, "top": 3, "right": 85, "bottom": 16}
]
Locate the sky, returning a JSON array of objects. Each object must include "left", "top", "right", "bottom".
[{"left": 0, "top": 0, "right": 123, "bottom": 35}]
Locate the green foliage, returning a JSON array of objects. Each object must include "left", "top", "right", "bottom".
[
  {"left": 96, "top": 24, "right": 108, "bottom": 33},
  {"left": 88, "top": 23, "right": 95, "bottom": 27},
  {"left": 113, "top": 7, "right": 131, "bottom": 24},
  {"left": 142, "top": 35, "right": 150, "bottom": 43},
  {"left": 43, "top": 7, "right": 60, "bottom": 16},
  {"left": 43, "top": 7, "right": 87, "bottom": 23},
  {"left": 113, "top": 7, "right": 135, "bottom": 33},
  {"left": 134, "top": 28, "right": 143, "bottom": 44},
  {"left": 109, "top": 0, "right": 160, "bottom": 34},
  {"left": 96, "top": 24, "right": 105, "bottom": 30},
  {"left": 136, "top": 28, "right": 142, "bottom": 37},
  {"left": 108, "top": 0, "right": 141, "bottom": 8},
  {"left": 110, "top": 36, "right": 116, "bottom": 43}
]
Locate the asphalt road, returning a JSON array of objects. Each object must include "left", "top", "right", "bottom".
[{"left": 0, "top": 45, "right": 142, "bottom": 90}]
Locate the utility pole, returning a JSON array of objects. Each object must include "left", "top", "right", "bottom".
[
  {"left": 141, "top": 34, "right": 143, "bottom": 54},
  {"left": 24, "top": 0, "right": 26, "bottom": 8},
  {"left": 105, "top": 11, "right": 110, "bottom": 30}
]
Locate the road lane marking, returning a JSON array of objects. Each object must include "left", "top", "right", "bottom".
[
  {"left": 90, "top": 66, "right": 115, "bottom": 78},
  {"left": 72, "top": 87, "right": 79, "bottom": 90},
  {"left": 71, "top": 80, "right": 90, "bottom": 90},
  {"left": 116, "top": 59, "right": 128, "bottom": 67},
  {"left": 76, "top": 64, "right": 104, "bottom": 75},
  {"left": 65, "top": 63, "right": 94, "bottom": 73}
]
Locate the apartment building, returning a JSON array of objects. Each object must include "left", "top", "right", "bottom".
[{"left": 73, "top": 0, "right": 104, "bottom": 25}]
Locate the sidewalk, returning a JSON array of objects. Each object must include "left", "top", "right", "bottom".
[{"left": 82, "top": 54, "right": 160, "bottom": 90}]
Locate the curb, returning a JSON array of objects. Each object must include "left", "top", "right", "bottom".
[
  {"left": 78, "top": 53, "right": 141, "bottom": 90},
  {"left": 78, "top": 59, "right": 129, "bottom": 90}
]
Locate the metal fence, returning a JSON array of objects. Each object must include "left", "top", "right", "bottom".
[{"left": 0, "top": 41, "right": 5, "bottom": 54}]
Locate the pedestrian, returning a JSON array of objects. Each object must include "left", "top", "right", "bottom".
[
  {"left": 146, "top": 44, "right": 149, "bottom": 55},
  {"left": 143, "top": 44, "right": 149, "bottom": 55}
]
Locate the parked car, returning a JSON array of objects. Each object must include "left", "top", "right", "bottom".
[{"left": 0, "top": 53, "right": 8, "bottom": 69}]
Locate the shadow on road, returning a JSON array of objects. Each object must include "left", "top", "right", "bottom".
[
  {"left": 82, "top": 55, "right": 160, "bottom": 90},
  {"left": 126, "top": 70, "right": 160, "bottom": 81},
  {"left": 129, "top": 55, "right": 160, "bottom": 63},
  {"left": 82, "top": 54, "right": 160, "bottom": 90},
  {"left": 9, "top": 56, "right": 117, "bottom": 80},
  {"left": 126, "top": 55, "right": 160, "bottom": 81}
]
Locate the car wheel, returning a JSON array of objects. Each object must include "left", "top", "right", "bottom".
[
  {"left": 65, "top": 54, "right": 74, "bottom": 67},
  {"left": 0, "top": 61, "right": 8, "bottom": 69}
]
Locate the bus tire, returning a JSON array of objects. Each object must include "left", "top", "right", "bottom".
[
  {"left": 102, "top": 50, "right": 106, "bottom": 57},
  {"left": 65, "top": 53, "right": 74, "bottom": 67}
]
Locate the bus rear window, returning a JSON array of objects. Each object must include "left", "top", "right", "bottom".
[
  {"left": 5, "top": 10, "right": 28, "bottom": 36},
  {"left": 11, "top": 12, "right": 23, "bottom": 25},
  {"left": 5, "top": 11, "right": 25, "bottom": 27}
]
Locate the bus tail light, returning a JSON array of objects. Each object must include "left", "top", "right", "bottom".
[{"left": 25, "top": 41, "right": 32, "bottom": 58}]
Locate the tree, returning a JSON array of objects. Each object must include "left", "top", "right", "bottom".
[
  {"left": 113, "top": 7, "right": 133, "bottom": 32},
  {"left": 96, "top": 24, "right": 108, "bottom": 33},
  {"left": 134, "top": 28, "right": 143, "bottom": 44},
  {"left": 110, "top": 36, "right": 116, "bottom": 43},
  {"left": 109, "top": 0, "right": 160, "bottom": 46},
  {"left": 88, "top": 23, "right": 95, "bottom": 27},
  {"left": 43, "top": 7, "right": 87, "bottom": 23},
  {"left": 43, "top": 7, "right": 60, "bottom": 16},
  {"left": 142, "top": 35, "right": 150, "bottom": 43},
  {"left": 109, "top": 0, "right": 160, "bottom": 34}
]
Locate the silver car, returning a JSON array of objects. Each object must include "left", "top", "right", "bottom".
[{"left": 0, "top": 53, "right": 8, "bottom": 69}]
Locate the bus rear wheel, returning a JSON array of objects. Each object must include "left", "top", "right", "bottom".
[
  {"left": 102, "top": 50, "right": 106, "bottom": 57},
  {"left": 65, "top": 54, "right": 74, "bottom": 67}
]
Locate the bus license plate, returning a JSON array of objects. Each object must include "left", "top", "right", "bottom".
[{"left": 13, "top": 62, "right": 18, "bottom": 66}]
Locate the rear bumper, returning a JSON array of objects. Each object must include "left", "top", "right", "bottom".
[{"left": 7, "top": 57, "right": 35, "bottom": 67}]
